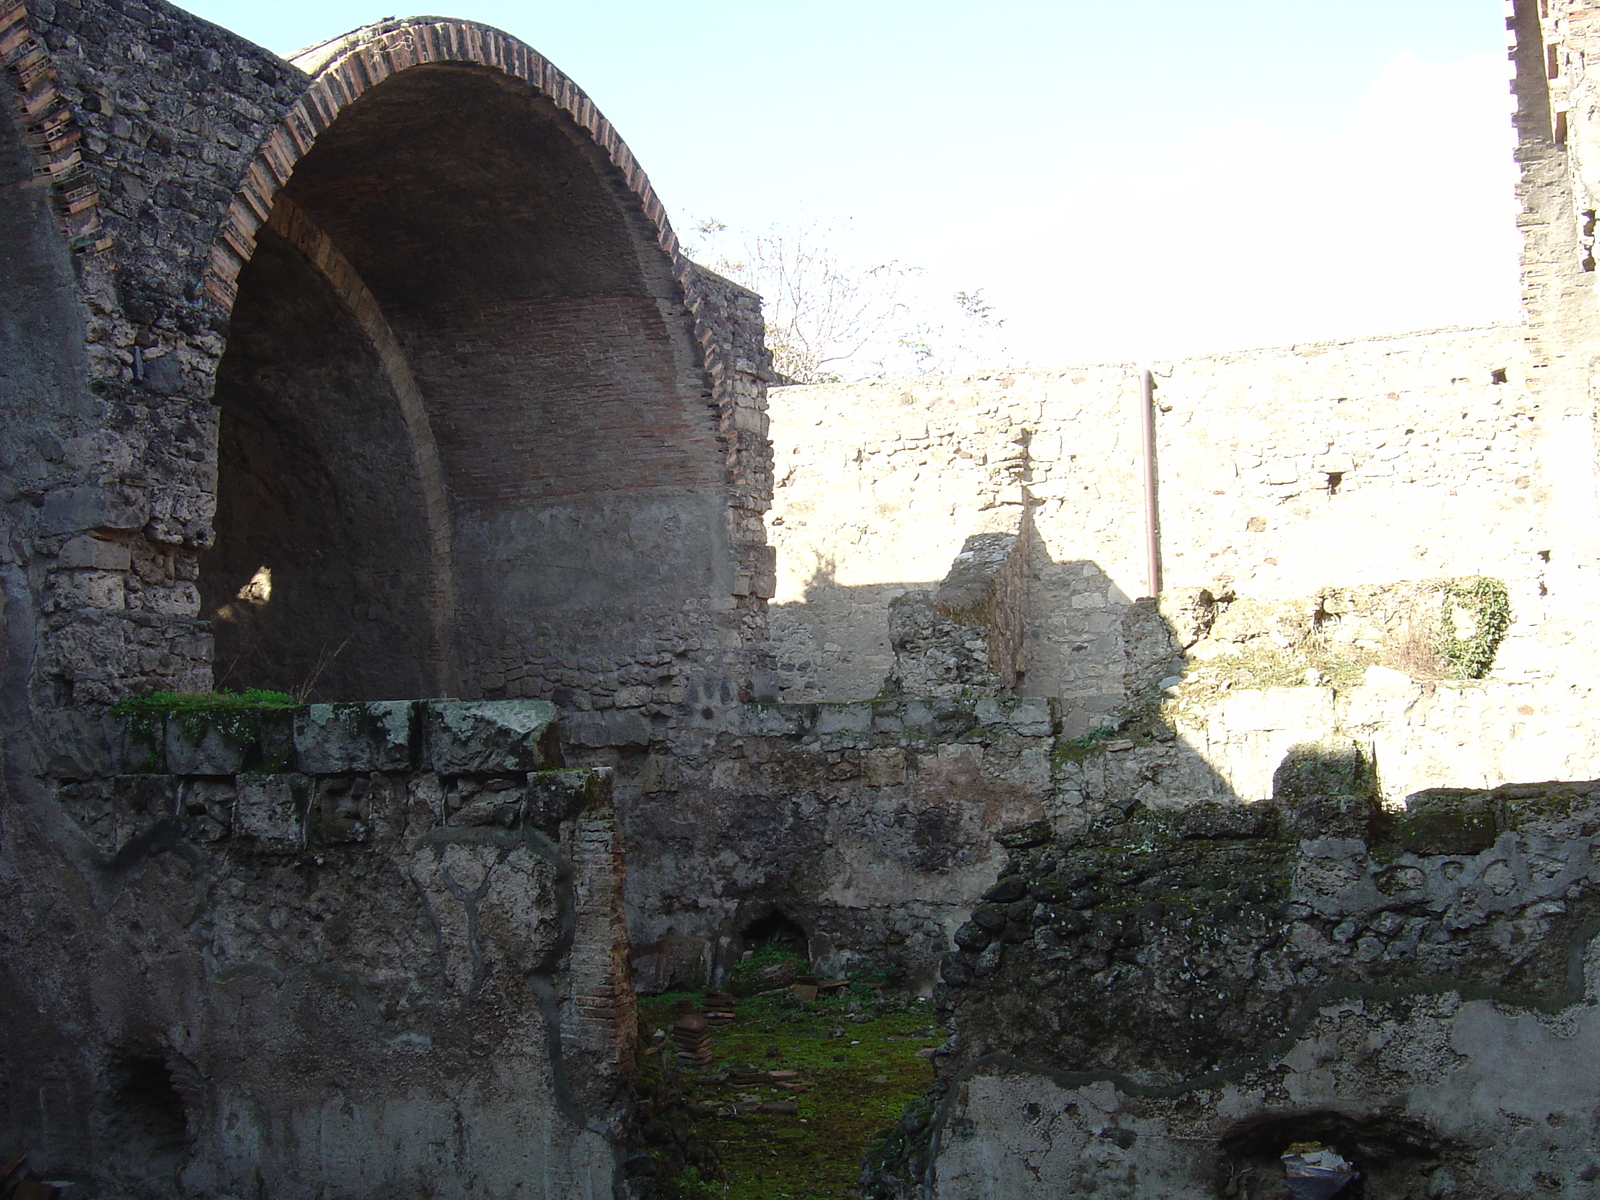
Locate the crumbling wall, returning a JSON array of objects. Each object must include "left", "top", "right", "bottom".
[
  {"left": 872, "top": 754, "right": 1600, "bottom": 1198},
  {"left": 886, "top": 511, "right": 1030, "bottom": 698},
  {"left": 1, "top": 699, "right": 635, "bottom": 1197},
  {"left": 767, "top": 365, "right": 1128, "bottom": 708}
]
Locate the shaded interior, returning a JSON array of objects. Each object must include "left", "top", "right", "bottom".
[{"left": 203, "top": 62, "right": 719, "bottom": 700}]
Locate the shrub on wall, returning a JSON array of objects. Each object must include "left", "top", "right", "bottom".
[{"left": 1435, "top": 577, "right": 1511, "bottom": 680}]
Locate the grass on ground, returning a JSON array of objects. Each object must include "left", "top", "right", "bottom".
[{"left": 637, "top": 987, "right": 943, "bottom": 1200}]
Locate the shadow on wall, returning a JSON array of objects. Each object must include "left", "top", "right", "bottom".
[
  {"left": 767, "top": 555, "right": 936, "bottom": 703},
  {"left": 767, "top": 515, "right": 1192, "bottom": 742},
  {"left": 622, "top": 529, "right": 1251, "bottom": 996}
]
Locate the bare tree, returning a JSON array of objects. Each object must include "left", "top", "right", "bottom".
[{"left": 686, "top": 218, "right": 1015, "bottom": 383}]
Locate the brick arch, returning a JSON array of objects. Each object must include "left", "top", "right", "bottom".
[
  {"left": 0, "top": 0, "right": 111, "bottom": 257},
  {"left": 202, "top": 16, "right": 683, "bottom": 316},
  {"left": 198, "top": 15, "right": 773, "bottom": 706}
]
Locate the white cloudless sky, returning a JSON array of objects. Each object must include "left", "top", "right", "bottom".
[{"left": 173, "top": 0, "right": 1518, "bottom": 367}]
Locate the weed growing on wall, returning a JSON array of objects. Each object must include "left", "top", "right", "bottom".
[{"left": 1434, "top": 577, "right": 1511, "bottom": 680}]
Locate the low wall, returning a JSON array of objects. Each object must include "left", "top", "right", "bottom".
[
  {"left": 578, "top": 695, "right": 1059, "bottom": 991},
  {"left": 3, "top": 699, "right": 634, "bottom": 1199}
]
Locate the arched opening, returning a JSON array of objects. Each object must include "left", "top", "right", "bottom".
[
  {"left": 729, "top": 911, "right": 812, "bottom": 994},
  {"left": 1217, "top": 1110, "right": 1448, "bottom": 1200},
  {"left": 202, "top": 59, "right": 721, "bottom": 701}
]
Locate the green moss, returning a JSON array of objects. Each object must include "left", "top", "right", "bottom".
[
  {"left": 1053, "top": 725, "right": 1116, "bottom": 765},
  {"left": 112, "top": 689, "right": 300, "bottom": 769},
  {"left": 112, "top": 688, "right": 297, "bottom": 714},
  {"left": 637, "top": 989, "right": 943, "bottom": 1200}
]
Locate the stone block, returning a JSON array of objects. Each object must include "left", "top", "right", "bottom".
[
  {"left": 1003, "top": 698, "right": 1055, "bottom": 738},
  {"left": 59, "top": 534, "right": 131, "bottom": 571},
  {"left": 165, "top": 713, "right": 254, "bottom": 775},
  {"left": 816, "top": 705, "right": 872, "bottom": 735},
  {"left": 866, "top": 747, "right": 907, "bottom": 787},
  {"left": 234, "top": 774, "right": 308, "bottom": 849},
  {"left": 41, "top": 483, "right": 150, "bottom": 534},
  {"left": 110, "top": 711, "right": 167, "bottom": 773},
  {"left": 448, "top": 779, "right": 524, "bottom": 828},
  {"left": 425, "top": 700, "right": 560, "bottom": 772},
  {"left": 308, "top": 776, "right": 369, "bottom": 844},
  {"left": 257, "top": 708, "right": 296, "bottom": 771},
  {"left": 178, "top": 778, "right": 234, "bottom": 842},
  {"left": 1384, "top": 789, "right": 1498, "bottom": 856},
  {"left": 747, "top": 705, "right": 812, "bottom": 737},
  {"left": 1278, "top": 792, "right": 1378, "bottom": 841},
  {"left": 561, "top": 709, "right": 651, "bottom": 748},
  {"left": 294, "top": 701, "right": 415, "bottom": 773},
  {"left": 1273, "top": 739, "right": 1376, "bottom": 802}
]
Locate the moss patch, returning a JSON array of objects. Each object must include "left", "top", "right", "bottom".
[
  {"left": 112, "top": 688, "right": 297, "bottom": 714},
  {"left": 638, "top": 989, "right": 944, "bottom": 1200}
]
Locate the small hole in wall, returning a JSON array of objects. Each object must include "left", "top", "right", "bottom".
[
  {"left": 1325, "top": 471, "right": 1343, "bottom": 495},
  {"left": 1549, "top": 44, "right": 1561, "bottom": 78},
  {"left": 1539, "top": 549, "right": 1551, "bottom": 562},
  {"left": 1490, "top": 368, "right": 1508, "bottom": 384},
  {"left": 1555, "top": 110, "right": 1568, "bottom": 146}
]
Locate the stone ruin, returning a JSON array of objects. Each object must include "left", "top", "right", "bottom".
[{"left": 5, "top": 0, "right": 1600, "bottom": 1195}]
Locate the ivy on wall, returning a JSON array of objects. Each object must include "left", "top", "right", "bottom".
[{"left": 1435, "top": 577, "right": 1511, "bottom": 680}]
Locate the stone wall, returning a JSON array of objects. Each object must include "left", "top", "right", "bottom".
[
  {"left": 769, "top": 324, "right": 1564, "bottom": 711},
  {"left": 577, "top": 694, "right": 1059, "bottom": 993},
  {"left": 871, "top": 760, "right": 1600, "bottom": 1199},
  {"left": 765, "top": 324, "right": 1600, "bottom": 796},
  {"left": 2, "top": 698, "right": 635, "bottom": 1197}
]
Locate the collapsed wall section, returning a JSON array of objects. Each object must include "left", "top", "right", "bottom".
[{"left": 870, "top": 766, "right": 1600, "bottom": 1199}]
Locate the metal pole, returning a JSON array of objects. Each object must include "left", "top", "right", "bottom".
[{"left": 1140, "top": 368, "right": 1161, "bottom": 599}]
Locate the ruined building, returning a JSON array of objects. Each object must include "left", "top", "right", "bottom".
[{"left": 3, "top": 0, "right": 1600, "bottom": 1196}]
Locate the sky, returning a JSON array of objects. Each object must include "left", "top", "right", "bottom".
[{"left": 175, "top": 0, "right": 1519, "bottom": 369}]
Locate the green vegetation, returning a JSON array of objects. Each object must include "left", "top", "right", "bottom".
[
  {"left": 637, "top": 987, "right": 944, "bottom": 1200},
  {"left": 1435, "top": 576, "right": 1511, "bottom": 680},
  {"left": 1052, "top": 724, "right": 1117, "bottom": 765},
  {"left": 111, "top": 688, "right": 297, "bottom": 715},
  {"left": 112, "top": 689, "right": 298, "bottom": 770},
  {"left": 728, "top": 942, "right": 809, "bottom": 997}
]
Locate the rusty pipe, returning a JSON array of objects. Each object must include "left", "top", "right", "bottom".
[{"left": 1140, "top": 368, "right": 1161, "bottom": 598}]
